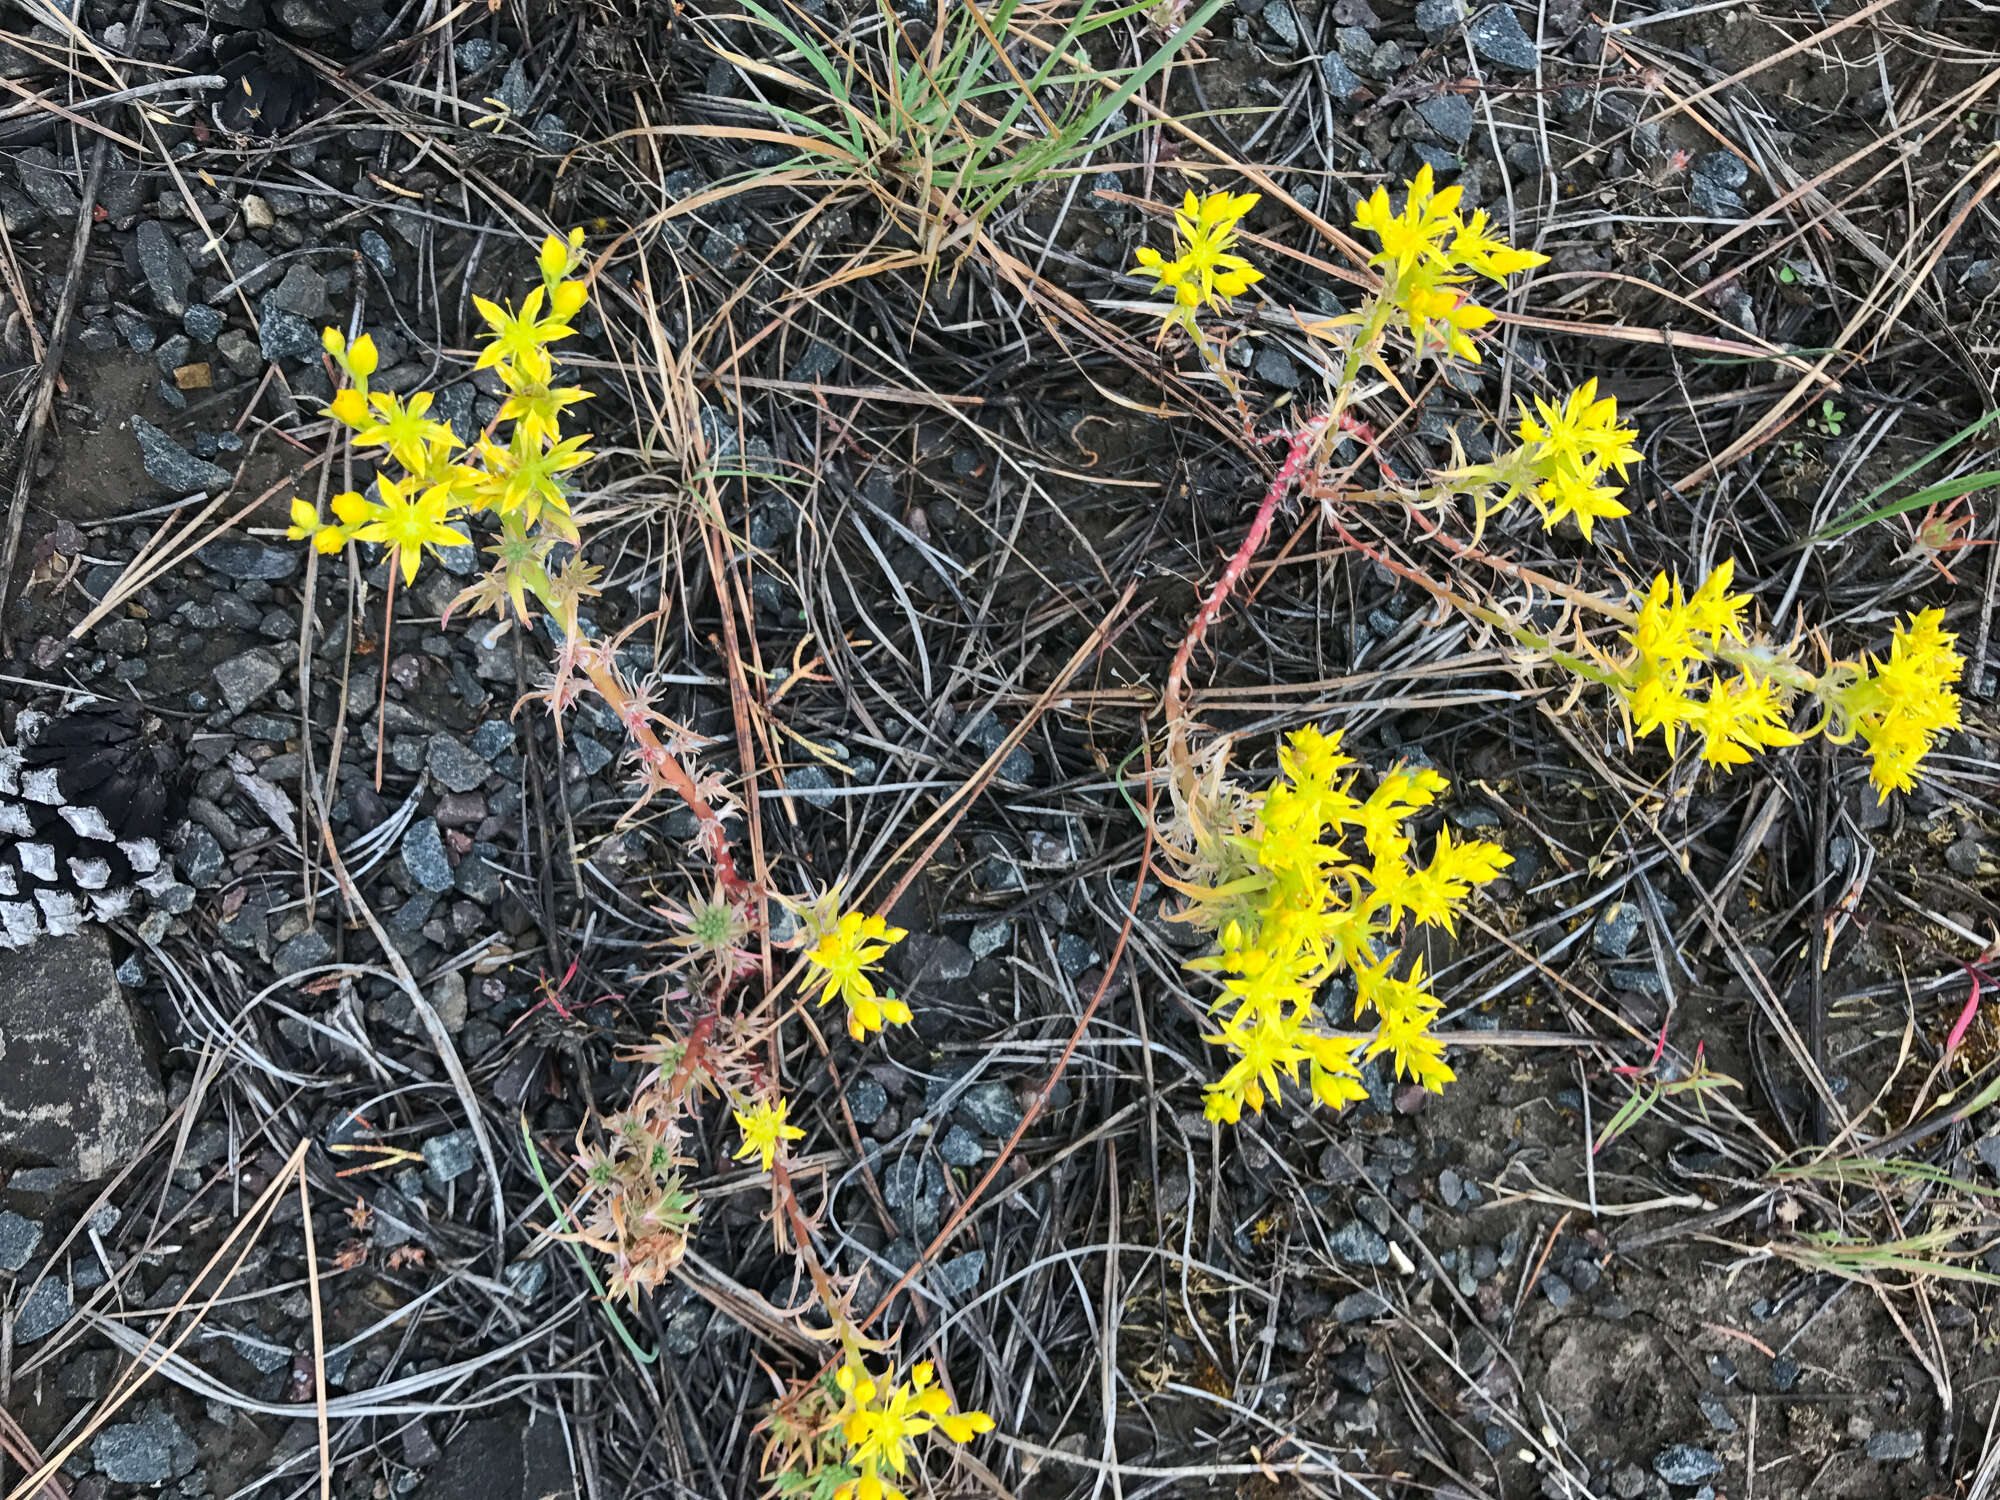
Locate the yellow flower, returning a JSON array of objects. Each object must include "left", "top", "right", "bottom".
[
  {"left": 1513, "top": 379, "right": 1642, "bottom": 539},
  {"left": 473, "top": 285, "right": 577, "bottom": 370},
  {"left": 285, "top": 497, "right": 348, "bottom": 554},
  {"left": 1842, "top": 610, "right": 1964, "bottom": 800},
  {"left": 830, "top": 1349, "right": 993, "bottom": 1500},
  {"left": 1132, "top": 189, "right": 1263, "bottom": 332},
  {"left": 806, "top": 909, "right": 910, "bottom": 1040},
  {"left": 346, "top": 475, "right": 468, "bottom": 585},
  {"left": 1353, "top": 165, "right": 1548, "bottom": 365},
  {"left": 731, "top": 1098, "right": 804, "bottom": 1173},
  {"left": 352, "top": 391, "right": 459, "bottom": 471},
  {"left": 326, "top": 387, "right": 370, "bottom": 429},
  {"left": 493, "top": 344, "right": 592, "bottom": 443},
  {"left": 1691, "top": 673, "right": 1801, "bottom": 767},
  {"left": 538, "top": 227, "right": 586, "bottom": 284},
  {"left": 1354, "top": 164, "right": 1466, "bottom": 283}
]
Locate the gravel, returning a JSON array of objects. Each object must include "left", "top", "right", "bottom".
[
  {"left": 14, "top": 1276, "right": 71, "bottom": 1341},
  {"left": 1653, "top": 1445, "right": 1722, "bottom": 1486},
  {"left": 403, "top": 818, "right": 456, "bottom": 892},
  {"left": 136, "top": 219, "right": 193, "bottom": 316},
  {"left": 131, "top": 417, "right": 232, "bottom": 495},
  {"left": 959, "top": 1080, "right": 1023, "bottom": 1136},
  {"left": 0, "top": 1209, "right": 42, "bottom": 1271},
  {"left": 1329, "top": 1220, "right": 1392, "bottom": 1266},
  {"left": 427, "top": 734, "right": 492, "bottom": 794},
  {"left": 1467, "top": 4, "right": 1539, "bottom": 69},
  {"left": 214, "top": 648, "right": 282, "bottom": 716},
  {"left": 1593, "top": 900, "right": 1643, "bottom": 958},
  {"left": 1866, "top": 1430, "right": 1922, "bottom": 1461}
]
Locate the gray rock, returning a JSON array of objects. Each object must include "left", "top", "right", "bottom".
[
  {"left": 494, "top": 59, "right": 533, "bottom": 116},
  {"left": 1321, "top": 53, "right": 1365, "bottom": 106},
  {"left": 1593, "top": 900, "right": 1643, "bottom": 958},
  {"left": 469, "top": 720, "right": 516, "bottom": 758},
  {"left": 273, "top": 0, "right": 339, "bottom": 37},
  {"left": 131, "top": 416, "right": 231, "bottom": 495},
  {"left": 1540, "top": 1271, "right": 1573, "bottom": 1309},
  {"left": 1415, "top": 0, "right": 1461, "bottom": 34},
  {"left": 360, "top": 229, "right": 395, "bottom": 274},
  {"left": 214, "top": 648, "right": 281, "bottom": 716},
  {"left": 1254, "top": 345, "right": 1298, "bottom": 388},
  {"left": 270, "top": 261, "right": 329, "bottom": 319},
  {"left": 14, "top": 1275, "right": 71, "bottom": 1340},
  {"left": 1416, "top": 93, "right": 1474, "bottom": 147},
  {"left": 1699, "top": 1391, "right": 1738, "bottom": 1433},
  {"left": 92, "top": 1417, "right": 178, "bottom": 1483},
  {"left": 1690, "top": 150, "right": 1750, "bottom": 216},
  {"left": 15, "top": 147, "right": 78, "bottom": 216},
  {"left": 199, "top": 539, "right": 300, "bottom": 580},
  {"left": 1610, "top": 1464, "right": 1647, "bottom": 1499},
  {"left": 403, "top": 818, "right": 455, "bottom": 892},
  {"left": 1468, "top": 4, "right": 1538, "bottom": 69},
  {"left": 1335, "top": 1290, "right": 1390, "bottom": 1321},
  {"left": 216, "top": 327, "right": 262, "bottom": 376},
  {"left": 414, "top": 1417, "right": 573, "bottom": 1500},
  {"left": 430, "top": 971, "right": 468, "bottom": 1032},
  {"left": 899, "top": 932, "right": 975, "bottom": 988},
  {"left": 968, "top": 919, "right": 1010, "bottom": 960},
  {"left": 1261, "top": 0, "right": 1301, "bottom": 47},
  {"left": 1947, "top": 837, "right": 1984, "bottom": 876},
  {"left": 846, "top": 1074, "right": 888, "bottom": 1126},
  {"left": 455, "top": 37, "right": 503, "bottom": 74},
  {"left": 0, "top": 1209, "right": 42, "bottom": 1271},
  {"left": 177, "top": 826, "right": 226, "bottom": 887},
  {"left": 136, "top": 219, "right": 192, "bottom": 316},
  {"left": 934, "top": 1249, "right": 985, "bottom": 1296},
  {"left": 426, "top": 734, "right": 492, "bottom": 794},
  {"left": 787, "top": 764, "right": 836, "bottom": 809},
  {"left": 257, "top": 299, "right": 319, "bottom": 362},
  {"left": 959, "top": 1080, "right": 1023, "bottom": 1137},
  {"left": 1610, "top": 965, "right": 1664, "bottom": 996},
  {"left": 184, "top": 304, "right": 224, "bottom": 342},
  {"left": 939, "top": 1125, "right": 982, "bottom": 1166},
  {"left": 1867, "top": 1430, "right": 1921, "bottom": 1461},
  {"left": 1330, "top": 1219, "right": 1391, "bottom": 1266},
  {"left": 273, "top": 929, "right": 332, "bottom": 977},
  {"left": 0, "top": 931, "right": 165, "bottom": 1183},
  {"left": 1056, "top": 931, "right": 1099, "bottom": 976},
  {"left": 423, "top": 1129, "right": 477, "bottom": 1183},
  {"left": 1653, "top": 1445, "right": 1722, "bottom": 1485}
]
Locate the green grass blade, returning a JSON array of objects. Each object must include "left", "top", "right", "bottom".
[
  {"left": 519, "top": 1112, "right": 659, "bottom": 1365},
  {"left": 1811, "top": 408, "right": 2000, "bottom": 541}
]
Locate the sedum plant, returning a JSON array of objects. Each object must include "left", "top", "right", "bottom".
[
  {"left": 1132, "top": 167, "right": 1967, "bottom": 1122},
  {"left": 287, "top": 233, "right": 985, "bottom": 1495},
  {"left": 1163, "top": 725, "right": 1509, "bottom": 1123}
]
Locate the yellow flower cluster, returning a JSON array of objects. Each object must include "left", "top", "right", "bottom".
[
  {"left": 1838, "top": 609, "right": 1964, "bottom": 800},
  {"left": 1353, "top": 164, "right": 1547, "bottom": 364},
  {"left": 1132, "top": 189, "right": 1264, "bottom": 334},
  {"left": 804, "top": 907, "right": 910, "bottom": 1041},
  {"left": 821, "top": 1350, "right": 994, "bottom": 1500},
  {"left": 1171, "top": 726, "right": 1510, "bottom": 1123},
  {"left": 1507, "top": 380, "right": 1644, "bottom": 540},
  {"left": 1607, "top": 563, "right": 1963, "bottom": 798},
  {"left": 287, "top": 230, "right": 594, "bottom": 605},
  {"left": 1617, "top": 561, "right": 1801, "bottom": 768}
]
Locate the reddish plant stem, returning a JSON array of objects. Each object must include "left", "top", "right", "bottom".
[
  {"left": 1163, "top": 416, "right": 1330, "bottom": 775},
  {"left": 572, "top": 652, "right": 752, "bottom": 899}
]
